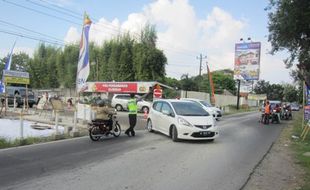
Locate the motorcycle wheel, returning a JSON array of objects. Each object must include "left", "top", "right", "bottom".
[
  {"left": 89, "top": 126, "right": 101, "bottom": 141},
  {"left": 113, "top": 123, "right": 121, "bottom": 137}
]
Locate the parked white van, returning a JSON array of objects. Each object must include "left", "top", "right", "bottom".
[{"left": 111, "top": 94, "right": 151, "bottom": 113}]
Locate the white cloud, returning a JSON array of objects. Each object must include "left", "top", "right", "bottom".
[
  {"left": 64, "top": 27, "right": 80, "bottom": 44},
  {"left": 0, "top": 47, "right": 34, "bottom": 58},
  {"left": 63, "top": 0, "right": 292, "bottom": 83}
]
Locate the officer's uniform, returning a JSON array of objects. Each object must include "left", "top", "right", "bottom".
[{"left": 125, "top": 97, "right": 137, "bottom": 136}]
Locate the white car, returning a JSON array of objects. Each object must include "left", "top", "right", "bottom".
[
  {"left": 146, "top": 99, "right": 219, "bottom": 141},
  {"left": 111, "top": 94, "right": 151, "bottom": 113},
  {"left": 181, "top": 98, "right": 222, "bottom": 120}
]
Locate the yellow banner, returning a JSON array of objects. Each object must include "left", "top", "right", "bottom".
[{"left": 4, "top": 76, "right": 30, "bottom": 84}]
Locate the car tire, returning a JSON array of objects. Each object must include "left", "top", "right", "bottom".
[
  {"left": 171, "top": 125, "right": 179, "bottom": 142},
  {"left": 115, "top": 104, "right": 123, "bottom": 111},
  {"left": 146, "top": 119, "right": 153, "bottom": 132}
]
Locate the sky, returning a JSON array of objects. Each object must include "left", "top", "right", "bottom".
[{"left": 0, "top": 0, "right": 294, "bottom": 84}]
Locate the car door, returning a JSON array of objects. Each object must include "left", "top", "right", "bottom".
[
  {"left": 150, "top": 101, "right": 163, "bottom": 131},
  {"left": 158, "top": 102, "right": 175, "bottom": 135}
]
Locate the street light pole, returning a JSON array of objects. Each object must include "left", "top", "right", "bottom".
[{"left": 236, "top": 79, "right": 241, "bottom": 110}]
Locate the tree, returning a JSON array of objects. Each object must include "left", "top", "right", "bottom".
[
  {"left": 282, "top": 83, "right": 299, "bottom": 103},
  {"left": 254, "top": 80, "right": 271, "bottom": 94},
  {"left": 267, "top": 0, "right": 310, "bottom": 85},
  {"left": 180, "top": 74, "right": 198, "bottom": 91},
  {"left": 268, "top": 84, "right": 284, "bottom": 100},
  {"left": 133, "top": 24, "right": 167, "bottom": 81},
  {"left": 211, "top": 71, "right": 236, "bottom": 94}
]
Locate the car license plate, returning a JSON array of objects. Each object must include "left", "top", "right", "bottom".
[{"left": 201, "top": 131, "right": 210, "bottom": 135}]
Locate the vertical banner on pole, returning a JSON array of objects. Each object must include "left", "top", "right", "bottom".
[
  {"left": 304, "top": 83, "right": 310, "bottom": 123},
  {"left": 302, "top": 83, "right": 310, "bottom": 141}
]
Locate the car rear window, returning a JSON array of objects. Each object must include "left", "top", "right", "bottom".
[{"left": 171, "top": 102, "right": 209, "bottom": 116}]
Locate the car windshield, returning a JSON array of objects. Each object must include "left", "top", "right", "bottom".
[
  {"left": 171, "top": 102, "right": 209, "bottom": 116},
  {"left": 199, "top": 100, "right": 212, "bottom": 107}
]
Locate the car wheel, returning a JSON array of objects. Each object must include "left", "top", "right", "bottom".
[
  {"left": 171, "top": 126, "right": 179, "bottom": 142},
  {"left": 115, "top": 104, "right": 123, "bottom": 111},
  {"left": 142, "top": 106, "right": 149, "bottom": 113},
  {"left": 146, "top": 119, "right": 153, "bottom": 132}
]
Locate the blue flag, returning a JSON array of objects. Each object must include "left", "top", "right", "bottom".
[{"left": 0, "top": 41, "right": 16, "bottom": 93}]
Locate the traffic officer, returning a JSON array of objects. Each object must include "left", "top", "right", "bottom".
[{"left": 125, "top": 93, "right": 137, "bottom": 137}]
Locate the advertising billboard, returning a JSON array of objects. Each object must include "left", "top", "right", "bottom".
[
  {"left": 234, "top": 42, "right": 261, "bottom": 80},
  {"left": 84, "top": 82, "right": 156, "bottom": 93},
  {"left": 3, "top": 70, "right": 30, "bottom": 84}
]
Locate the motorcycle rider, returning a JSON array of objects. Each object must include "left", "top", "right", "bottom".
[
  {"left": 271, "top": 104, "right": 281, "bottom": 123},
  {"left": 92, "top": 99, "right": 116, "bottom": 130},
  {"left": 264, "top": 101, "right": 271, "bottom": 124}
]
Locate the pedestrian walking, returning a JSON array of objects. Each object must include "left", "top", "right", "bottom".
[{"left": 125, "top": 93, "right": 137, "bottom": 137}]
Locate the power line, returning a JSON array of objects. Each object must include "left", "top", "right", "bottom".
[
  {"left": 1, "top": 0, "right": 128, "bottom": 38},
  {"left": 2, "top": 0, "right": 81, "bottom": 25},
  {"left": 38, "top": 0, "right": 82, "bottom": 17},
  {"left": 2, "top": 0, "right": 202, "bottom": 57},
  {"left": 0, "top": 29, "right": 65, "bottom": 46},
  {"left": 0, "top": 19, "right": 64, "bottom": 43},
  {"left": 28, "top": 0, "right": 199, "bottom": 55},
  {"left": 25, "top": 0, "right": 82, "bottom": 20}
]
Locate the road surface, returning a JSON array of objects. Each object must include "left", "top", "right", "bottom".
[{"left": 0, "top": 112, "right": 283, "bottom": 190}]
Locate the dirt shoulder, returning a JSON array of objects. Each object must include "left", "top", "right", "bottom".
[{"left": 242, "top": 120, "right": 305, "bottom": 190}]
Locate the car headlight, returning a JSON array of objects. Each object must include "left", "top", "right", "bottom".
[{"left": 178, "top": 117, "right": 193, "bottom": 127}]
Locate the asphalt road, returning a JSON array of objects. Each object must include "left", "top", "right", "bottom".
[{"left": 0, "top": 112, "right": 284, "bottom": 190}]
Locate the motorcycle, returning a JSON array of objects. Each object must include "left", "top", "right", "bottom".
[
  {"left": 271, "top": 109, "right": 280, "bottom": 124},
  {"left": 282, "top": 109, "right": 292, "bottom": 120},
  {"left": 88, "top": 113, "right": 121, "bottom": 141}
]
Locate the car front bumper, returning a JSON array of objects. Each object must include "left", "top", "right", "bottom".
[{"left": 177, "top": 126, "right": 219, "bottom": 140}]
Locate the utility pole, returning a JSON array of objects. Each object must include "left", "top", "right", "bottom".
[{"left": 196, "top": 54, "right": 207, "bottom": 76}]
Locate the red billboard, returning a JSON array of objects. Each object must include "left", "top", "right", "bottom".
[{"left": 93, "top": 82, "right": 137, "bottom": 93}]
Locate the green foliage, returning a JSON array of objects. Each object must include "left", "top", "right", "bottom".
[
  {"left": 254, "top": 80, "right": 302, "bottom": 102},
  {"left": 0, "top": 24, "right": 167, "bottom": 89},
  {"left": 212, "top": 71, "right": 236, "bottom": 94},
  {"left": 268, "top": 83, "right": 284, "bottom": 100},
  {"left": 253, "top": 80, "right": 270, "bottom": 94},
  {"left": 178, "top": 70, "right": 236, "bottom": 95},
  {"left": 282, "top": 83, "right": 299, "bottom": 103},
  {"left": 267, "top": 0, "right": 310, "bottom": 85}
]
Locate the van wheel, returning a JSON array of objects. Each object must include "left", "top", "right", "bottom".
[
  {"left": 171, "top": 126, "right": 179, "bottom": 142},
  {"left": 142, "top": 106, "right": 149, "bottom": 113},
  {"left": 115, "top": 104, "right": 123, "bottom": 111}
]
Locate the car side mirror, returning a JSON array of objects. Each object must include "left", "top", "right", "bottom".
[{"left": 168, "top": 112, "right": 175, "bottom": 117}]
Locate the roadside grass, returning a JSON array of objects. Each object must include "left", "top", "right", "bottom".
[{"left": 291, "top": 111, "right": 310, "bottom": 190}]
